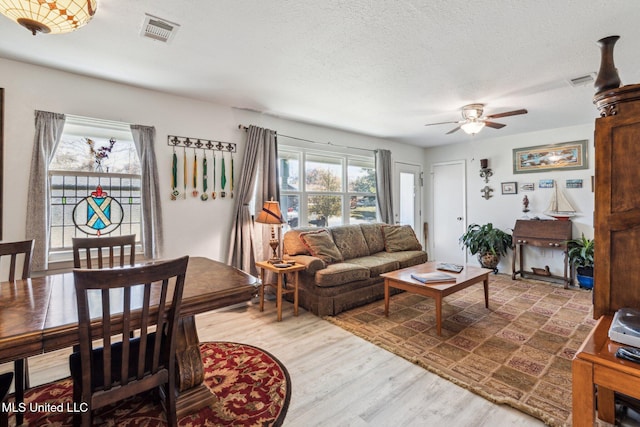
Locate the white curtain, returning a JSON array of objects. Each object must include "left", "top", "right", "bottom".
[
  {"left": 130, "top": 125, "right": 164, "bottom": 259},
  {"left": 228, "top": 125, "right": 278, "bottom": 275},
  {"left": 375, "top": 149, "right": 394, "bottom": 224},
  {"left": 26, "top": 111, "right": 66, "bottom": 271}
]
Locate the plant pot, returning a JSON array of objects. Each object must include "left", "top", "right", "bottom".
[
  {"left": 577, "top": 274, "right": 594, "bottom": 290},
  {"left": 478, "top": 252, "right": 499, "bottom": 273}
]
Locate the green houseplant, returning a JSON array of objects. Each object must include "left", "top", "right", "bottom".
[
  {"left": 459, "top": 223, "right": 512, "bottom": 273},
  {"left": 567, "top": 234, "right": 594, "bottom": 289}
]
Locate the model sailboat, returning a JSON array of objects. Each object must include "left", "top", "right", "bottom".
[{"left": 545, "top": 181, "right": 576, "bottom": 220}]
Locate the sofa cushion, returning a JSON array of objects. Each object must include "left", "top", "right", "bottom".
[
  {"left": 347, "top": 256, "right": 399, "bottom": 277},
  {"left": 283, "top": 227, "right": 317, "bottom": 255},
  {"left": 360, "top": 223, "right": 385, "bottom": 254},
  {"left": 315, "top": 263, "right": 370, "bottom": 287},
  {"left": 382, "top": 225, "right": 422, "bottom": 252},
  {"left": 331, "top": 225, "right": 370, "bottom": 260},
  {"left": 299, "top": 229, "right": 344, "bottom": 264},
  {"left": 371, "top": 250, "right": 428, "bottom": 268}
]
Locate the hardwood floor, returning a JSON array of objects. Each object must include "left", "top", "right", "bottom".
[{"left": 2, "top": 299, "right": 545, "bottom": 426}]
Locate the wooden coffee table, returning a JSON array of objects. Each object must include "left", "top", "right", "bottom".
[{"left": 381, "top": 262, "right": 492, "bottom": 336}]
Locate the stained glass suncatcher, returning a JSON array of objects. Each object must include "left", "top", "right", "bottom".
[{"left": 72, "top": 184, "right": 123, "bottom": 236}]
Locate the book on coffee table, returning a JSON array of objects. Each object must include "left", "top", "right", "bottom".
[{"left": 410, "top": 271, "right": 457, "bottom": 284}]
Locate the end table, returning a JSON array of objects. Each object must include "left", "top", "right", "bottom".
[{"left": 255, "top": 261, "right": 305, "bottom": 321}]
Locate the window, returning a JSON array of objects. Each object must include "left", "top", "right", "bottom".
[
  {"left": 278, "top": 146, "right": 377, "bottom": 229},
  {"left": 48, "top": 116, "right": 142, "bottom": 254}
]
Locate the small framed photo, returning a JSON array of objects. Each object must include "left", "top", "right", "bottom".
[
  {"left": 539, "top": 179, "right": 554, "bottom": 188},
  {"left": 501, "top": 182, "right": 517, "bottom": 195},
  {"left": 519, "top": 182, "right": 535, "bottom": 192},
  {"left": 566, "top": 179, "right": 583, "bottom": 189}
]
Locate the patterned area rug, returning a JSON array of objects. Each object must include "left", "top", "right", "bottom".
[
  {"left": 8, "top": 342, "right": 291, "bottom": 426},
  {"left": 325, "top": 274, "right": 596, "bottom": 426}
]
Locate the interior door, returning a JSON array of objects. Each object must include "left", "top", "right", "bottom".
[
  {"left": 432, "top": 161, "right": 466, "bottom": 264},
  {"left": 394, "top": 162, "right": 422, "bottom": 242}
]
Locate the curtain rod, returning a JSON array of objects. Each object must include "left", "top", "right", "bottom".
[{"left": 237, "top": 124, "right": 375, "bottom": 153}]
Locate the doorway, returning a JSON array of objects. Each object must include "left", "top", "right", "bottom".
[
  {"left": 432, "top": 161, "right": 466, "bottom": 264},
  {"left": 394, "top": 162, "right": 422, "bottom": 242}
]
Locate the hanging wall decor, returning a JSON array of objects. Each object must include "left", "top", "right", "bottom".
[{"left": 201, "top": 150, "right": 208, "bottom": 201}]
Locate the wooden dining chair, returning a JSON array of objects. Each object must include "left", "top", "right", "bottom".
[
  {"left": 0, "top": 239, "right": 34, "bottom": 426},
  {"left": 69, "top": 256, "right": 189, "bottom": 427},
  {"left": 72, "top": 234, "right": 136, "bottom": 269},
  {"left": 0, "top": 372, "right": 13, "bottom": 427}
]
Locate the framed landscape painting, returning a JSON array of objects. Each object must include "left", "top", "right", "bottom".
[{"left": 513, "top": 140, "right": 588, "bottom": 174}]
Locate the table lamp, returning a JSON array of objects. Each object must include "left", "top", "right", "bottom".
[{"left": 255, "top": 199, "right": 286, "bottom": 263}]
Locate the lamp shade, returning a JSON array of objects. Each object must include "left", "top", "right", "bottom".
[
  {"left": 0, "top": 0, "right": 97, "bottom": 35},
  {"left": 255, "top": 200, "right": 285, "bottom": 225},
  {"left": 461, "top": 120, "right": 485, "bottom": 135}
]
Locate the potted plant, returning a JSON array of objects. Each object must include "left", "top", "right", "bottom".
[
  {"left": 567, "top": 234, "right": 594, "bottom": 289},
  {"left": 459, "top": 223, "right": 512, "bottom": 273}
]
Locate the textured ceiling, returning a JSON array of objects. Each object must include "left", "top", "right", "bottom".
[{"left": 1, "top": 0, "right": 639, "bottom": 147}]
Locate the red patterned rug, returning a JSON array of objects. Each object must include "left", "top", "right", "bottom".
[{"left": 8, "top": 342, "right": 291, "bottom": 426}]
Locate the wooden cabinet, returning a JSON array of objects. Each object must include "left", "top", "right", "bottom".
[
  {"left": 593, "top": 84, "right": 640, "bottom": 319},
  {"left": 511, "top": 219, "right": 572, "bottom": 288}
]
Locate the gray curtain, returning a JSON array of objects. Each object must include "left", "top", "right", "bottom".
[
  {"left": 26, "top": 111, "right": 66, "bottom": 271},
  {"left": 228, "top": 125, "right": 278, "bottom": 275},
  {"left": 375, "top": 149, "right": 394, "bottom": 224},
  {"left": 130, "top": 125, "right": 163, "bottom": 259}
]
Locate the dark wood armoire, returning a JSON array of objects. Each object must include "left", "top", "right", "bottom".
[{"left": 593, "top": 84, "right": 640, "bottom": 318}]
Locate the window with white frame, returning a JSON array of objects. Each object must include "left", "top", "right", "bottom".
[
  {"left": 278, "top": 146, "right": 377, "bottom": 229},
  {"left": 48, "top": 116, "right": 142, "bottom": 255}
]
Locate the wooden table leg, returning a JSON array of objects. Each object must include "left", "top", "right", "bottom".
[
  {"left": 598, "top": 387, "right": 616, "bottom": 423},
  {"left": 435, "top": 295, "right": 442, "bottom": 336},
  {"left": 483, "top": 275, "right": 489, "bottom": 308},
  {"left": 293, "top": 271, "right": 299, "bottom": 317},
  {"left": 259, "top": 268, "right": 265, "bottom": 312},
  {"left": 384, "top": 280, "right": 390, "bottom": 317},
  {"left": 173, "top": 315, "right": 215, "bottom": 418},
  {"left": 572, "top": 358, "right": 595, "bottom": 427},
  {"left": 276, "top": 272, "right": 283, "bottom": 321}
]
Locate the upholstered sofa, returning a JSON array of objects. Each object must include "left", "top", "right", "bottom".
[{"left": 282, "top": 223, "right": 428, "bottom": 316}]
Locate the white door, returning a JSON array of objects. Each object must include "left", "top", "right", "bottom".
[
  {"left": 394, "top": 162, "right": 422, "bottom": 243},
  {"left": 432, "top": 161, "right": 466, "bottom": 264}
]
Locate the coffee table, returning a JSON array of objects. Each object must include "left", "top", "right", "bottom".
[{"left": 381, "top": 262, "right": 491, "bottom": 336}]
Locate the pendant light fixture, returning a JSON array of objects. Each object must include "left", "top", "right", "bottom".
[{"left": 0, "top": 0, "right": 97, "bottom": 35}]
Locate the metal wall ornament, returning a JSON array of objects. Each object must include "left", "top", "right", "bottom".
[{"left": 481, "top": 186, "right": 493, "bottom": 200}]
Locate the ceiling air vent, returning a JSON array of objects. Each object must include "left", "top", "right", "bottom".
[
  {"left": 140, "top": 14, "right": 180, "bottom": 43},
  {"left": 569, "top": 73, "right": 596, "bottom": 87}
]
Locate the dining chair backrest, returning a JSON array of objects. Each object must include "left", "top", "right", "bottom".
[
  {"left": 0, "top": 239, "right": 34, "bottom": 281},
  {"left": 72, "top": 234, "right": 136, "bottom": 269},
  {"left": 71, "top": 256, "right": 189, "bottom": 427}
]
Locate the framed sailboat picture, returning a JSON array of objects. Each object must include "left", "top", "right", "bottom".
[{"left": 512, "top": 140, "right": 588, "bottom": 174}]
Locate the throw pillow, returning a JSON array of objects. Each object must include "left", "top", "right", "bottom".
[
  {"left": 382, "top": 225, "right": 422, "bottom": 252},
  {"left": 299, "top": 229, "right": 344, "bottom": 264}
]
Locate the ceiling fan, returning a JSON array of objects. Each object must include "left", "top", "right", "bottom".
[{"left": 425, "top": 104, "right": 528, "bottom": 135}]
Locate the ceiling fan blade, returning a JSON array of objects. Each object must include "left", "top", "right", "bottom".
[
  {"left": 424, "top": 120, "right": 463, "bottom": 127},
  {"left": 484, "top": 109, "right": 528, "bottom": 120},
  {"left": 446, "top": 126, "right": 462, "bottom": 134},
  {"left": 484, "top": 121, "right": 506, "bottom": 129}
]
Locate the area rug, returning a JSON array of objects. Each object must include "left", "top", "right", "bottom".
[
  {"left": 325, "top": 274, "right": 596, "bottom": 427},
  {"left": 8, "top": 342, "right": 291, "bottom": 427}
]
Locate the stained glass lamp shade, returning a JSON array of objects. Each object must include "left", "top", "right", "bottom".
[{"left": 0, "top": 0, "right": 97, "bottom": 35}]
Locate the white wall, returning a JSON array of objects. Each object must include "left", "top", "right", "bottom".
[
  {"left": 2, "top": 58, "right": 424, "bottom": 267},
  {"left": 423, "top": 124, "right": 595, "bottom": 275}
]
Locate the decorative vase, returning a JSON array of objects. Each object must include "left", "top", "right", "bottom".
[
  {"left": 594, "top": 35, "right": 622, "bottom": 94},
  {"left": 478, "top": 252, "right": 499, "bottom": 272}
]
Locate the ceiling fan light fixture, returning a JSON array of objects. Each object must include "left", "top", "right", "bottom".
[
  {"left": 0, "top": 0, "right": 97, "bottom": 35},
  {"left": 461, "top": 120, "right": 485, "bottom": 135}
]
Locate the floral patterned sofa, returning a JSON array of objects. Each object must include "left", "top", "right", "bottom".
[{"left": 282, "top": 223, "right": 428, "bottom": 316}]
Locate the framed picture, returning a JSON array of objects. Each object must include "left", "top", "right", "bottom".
[
  {"left": 519, "top": 182, "right": 534, "bottom": 192},
  {"left": 501, "top": 182, "right": 517, "bottom": 195},
  {"left": 539, "top": 179, "right": 554, "bottom": 188},
  {"left": 566, "top": 179, "right": 583, "bottom": 189},
  {"left": 513, "top": 140, "right": 588, "bottom": 174}
]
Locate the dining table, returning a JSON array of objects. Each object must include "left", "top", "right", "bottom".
[{"left": 0, "top": 256, "right": 258, "bottom": 418}]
